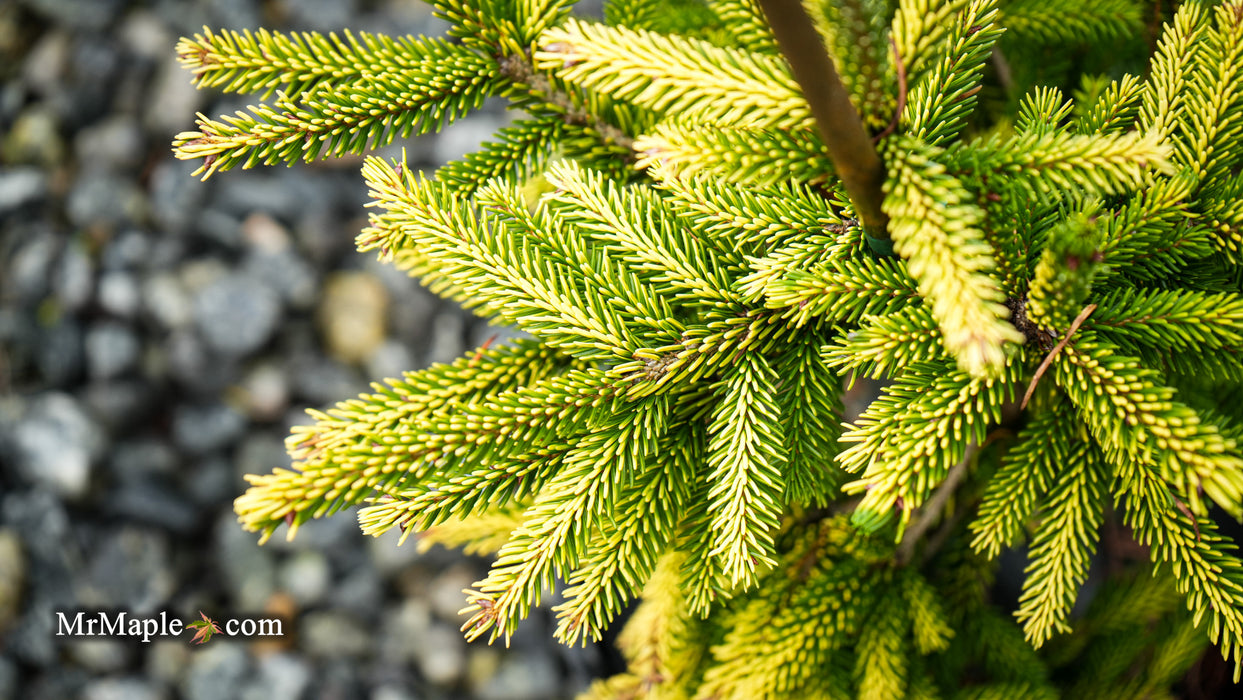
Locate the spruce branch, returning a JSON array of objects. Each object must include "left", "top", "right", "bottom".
[
  {"left": 652, "top": 167, "right": 843, "bottom": 255},
  {"left": 892, "top": 0, "right": 975, "bottom": 84},
  {"left": 902, "top": 1, "right": 1003, "bottom": 148},
  {"left": 706, "top": 0, "right": 779, "bottom": 54},
  {"left": 173, "top": 39, "right": 497, "bottom": 178},
  {"left": 777, "top": 333, "right": 847, "bottom": 505},
  {"left": 754, "top": 0, "right": 890, "bottom": 240},
  {"left": 970, "top": 397, "right": 1072, "bottom": 558},
  {"left": 494, "top": 52, "right": 635, "bottom": 152},
  {"left": 1076, "top": 73, "right": 1144, "bottom": 135},
  {"left": 635, "top": 123, "right": 834, "bottom": 187},
  {"left": 999, "top": 0, "right": 1143, "bottom": 46},
  {"left": 1015, "top": 442, "right": 1109, "bottom": 647},
  {"left": 882, "top": 136, "right": 1023, "bottom": 377},
  {"left": 175, "top": 27, "right": 412, "bottom": 99},
  {"left": 172, "top": 0, "right": 1243, "bottom": 690},
  {"left": 537, "top": 19, "right": 808, "bottom": 129}
]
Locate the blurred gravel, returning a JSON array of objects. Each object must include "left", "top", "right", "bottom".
[{"left": 0, "top": 1, "right": 609, "bottom": 698}]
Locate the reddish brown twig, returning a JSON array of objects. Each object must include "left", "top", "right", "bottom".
[
  {"left": 875, "top": 37, "right": 908, "bottom": 142},
  {"left": 1020, "top": 303, "right": 1098, "bottom": 410},
  {"left": 1173, "top": 495, "right": 1202, "bottom": 543}
]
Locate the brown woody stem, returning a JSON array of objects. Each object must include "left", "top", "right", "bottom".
[
  {"left": 755, "top": 0, "right": 890, "bottom": 240},
  {"left": 896, "top": 442, "right": 978, "bottom": 566}
]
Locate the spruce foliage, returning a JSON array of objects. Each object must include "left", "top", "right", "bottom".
[{"left": 175, "top": 0, "right": 1243, "bottom": 696}]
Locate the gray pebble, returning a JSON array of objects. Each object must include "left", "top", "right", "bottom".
[
  {"left": 144, "top": 640, "right": 191, "bottom": 687},
  {"left": 62, "top": 36, "right": 123, "bottom": 124},
  {"left": 6, "top": 603, "right": 61, "bottom": 666},
  {"left": 267, "top": 512, "right": 357, "bottom": 554},
  {"left": 85, "top": 322, "right": 141, "bottom": 380},
  {"left": 207, "top": 0, "right": 263, "bottom": 29},
  {"left": 119, "top": 10, "right": 174, "bottom": 62},
  {"left": 215, "top": 171, "right": 334, "bottom": 222},
  {"left": 166, "top": 329, "right": 219, "bottom": 392},
  {"left": 241, "top": 653, "right": 312, "bottom": 700},
  {"left": 318, "top": 660, "right": 366, "bottom": 699},
  {"left": 81, "top": 677, "right": 167, "bottom": 700},
  {"left": 414, "top": 625, "right": 467, "bottom": 687},
  {"left": 183, "top": 454, "right": 237, "bottom": 508},
  {"left": 67, "top": 639, "right": 132, "bottom": 674},
  {"left": 303, "top": 611, "right": 373, "bottom": 659},
  {"left": 143, "top": 273, "right": 194, "bottom": 329},
  {"left": 98, "top": 271, "right": 142, "bottom": 317},
  {"left": 149, "top": 0, "right": 210, "bottom": 36},
  {"left": 1, "top": 490, "right": 75, "bottom": 602},
  {"left": 293, "top": 208, "right": 352, "bottom": 265},
  {"left": 370, "top": 686, "right": 423, "bottom": 700},
  {"left": 425, "top": 310, "right": 468, "bottom": 367},
  {"left": 108, "top": 437, "right": 178, "bottom": 483},
  {"left": 10, "top": 234, "right": 60, "bottom": 304},
  {"left": 329, "top": 566, "right": 384, "bottom": 619},
  {"left": 242, "top": 249, "right": 318, "bottom": 311},
  {"left": 105, "top": 481, "right": 200, "bottom": 535},
  {"left": 474, "top": 652, "right": 561, "bottom": 700},
  {"left": 100, "top": 229, "right": 152, "bottom": 271},
  {"left": 429, "top": 564, "right": 479, "bottom": 622},
  {"left": 146, "top": 55, "right": 205, "bottom": 139},
  {"left": 181, "top": 644, "right": 250, "bottom": 700},
  {"left": 367, "top": 340, "right": 417, "bottom": 385},
  {"left": 78, "top": 527, "right": 174, "bottom": 613},
  {"left": 0, "top": 167, "right": 48, "bottom": 215},
  {"left": 193, "top": 273, "right": 282, "bottom": 357},
  {"left": 378, "top": 599, "right": 432, "bottom": 665},
  {"left": 2, "top": 392, "right": 103, "bottom": 499},
  {"left": 288, "top": 352, "right": 367, "bottom": 404},
  {"left": 284, "top": 0, "right": 357, "bottom": 31},
  {"left": 66, "top": 169, "right": 146, "bottom": 230},
  {"left": 1, "top": 107, "right": 64, "bottom": 167},
  {"left": 235, "top": 430, "right": 290, "bottom": 481},
  {"left": 434, "top": 114, "right": 509, "bottom": 166},
  {"left": 172, "top": 401, "right": 246, "bottom": 456},
  {"left": 148, "top": 159, "right": 208, "bottom": 237},
  {"left": 0, "top": 655, "right": 16, "bottom": 700},
  {"left": 17, "top": 668, "right": 89, "bottom": 700},
  {"left": 75, "top": 117, "right": 146, "bottom": 172},
  {"left": 19, "top": 0, "right": 126, "bottom": 32},
  {"left": 278, "top": 551, "right": 331, "bottom": 606},
  {"left": 214, "top": 511, "right": 276, "bottom": 610},
  {"left": 195, "top": 207, "right": 244, "bottom": 249},
  {"left": 53, "top": 242, "right": 94, "bottom": 312},
  {"left": 82, "top": 379, "right": 159, "bottom": 434},
  {"left": 366, "top": 527, "right": 423, "bottom": 576},
  {"left": 20, "top": 31, "right": 70, "bottom": 99},
  {"left": 238, "top": 362, "right": 290, "bottom": 421},
  {"left": 36, "top": 319, "right": 84, "bottom": 386},
  {"left": 0, "top": 529, "right": 24, "bottom": 633}
]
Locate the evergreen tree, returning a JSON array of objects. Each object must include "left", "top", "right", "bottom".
[{"left": 173, "top": 0, "right": 1243, "bottom": 696}]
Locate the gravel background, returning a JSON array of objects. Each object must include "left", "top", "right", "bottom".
[{"left": 0, "top": 1, "right": 610, "bottom": 698}]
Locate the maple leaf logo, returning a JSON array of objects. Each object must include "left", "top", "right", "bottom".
[{"left": 186, "top": 612, "right": 222, "bottom": 645}]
